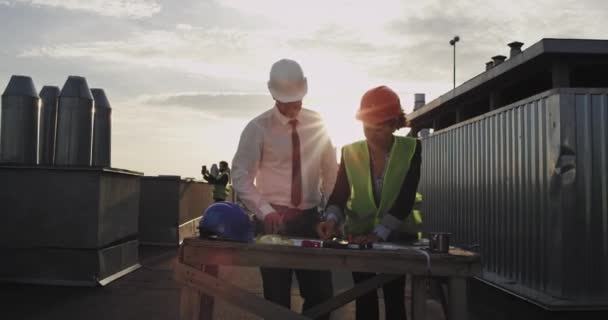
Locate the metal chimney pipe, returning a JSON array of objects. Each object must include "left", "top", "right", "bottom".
[
  {"left": 38, "top": 86, "right": 60, "bottom": 165},
  {"left": 492, "top": 55, "right": 507, "bottom": 66},
  {"left": 55, "top": 76, "right": 93, "bottom": 166},
  {"left": 508, "top": 41, "right": 524, "bottom": 58},
  {"left": 418, "top": 128, "right": 430, "bottom": 139},
  {"left": 0, "top": 75, "right": 39, "bottom": 165},
  {"left": 414, "top": 93, "right": 426, "bottom": 110},
  {"left": 91, "top": 88, "right": 112, "bottom": 167},
  {"left": 486, "top": 61, "right": 494, "bottom": 71}
]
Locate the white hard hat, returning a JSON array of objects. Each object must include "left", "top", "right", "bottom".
[{"left": 267, "top": 59, "right": 308, "bottom": 103}]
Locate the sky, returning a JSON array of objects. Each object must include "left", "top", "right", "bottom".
[{"left": 1, "top": 0, "right": 607, "bottom": 177}]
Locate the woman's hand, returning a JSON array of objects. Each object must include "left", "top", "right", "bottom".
[{"left": 316, "top": 220, "right": 337, "bottom": 240}]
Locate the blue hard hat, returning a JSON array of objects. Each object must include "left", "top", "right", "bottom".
[{"left": 199, "top": 202, "right": 254, "bottom": 243}]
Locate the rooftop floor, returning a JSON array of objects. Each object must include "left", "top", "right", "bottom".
[{"left": 1, "top": 245, "right": 606, "bottom": 320}]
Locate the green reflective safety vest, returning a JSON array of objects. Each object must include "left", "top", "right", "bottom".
[
  {"left": 212, "top": 172, "right": 229, "bottom": 200},
  {"left": 400, "top": 192, "right": 423, "bottom": 239},
  {"left": 343, "top": 136, "right": 422, "bottom": 236}
]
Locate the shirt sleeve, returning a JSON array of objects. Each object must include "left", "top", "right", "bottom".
[
  {"left": 204, "top": 174, "right": 217, "bottom": 184},
  {"left": 320, "top": 131, "right": 338, "bottom": 208},
  {"left": 378, "top": 140, "right": 422, "bottom": 233},
  {"left": 324, "top": 151, "right": 350, "bottom": 225},
  {"left": 231, "top": 121, "right": 274, "bottom": 220}
]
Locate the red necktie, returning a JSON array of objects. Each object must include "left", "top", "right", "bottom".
[{"left": 289, "top": 119, "right": 302, "bottom": 207}]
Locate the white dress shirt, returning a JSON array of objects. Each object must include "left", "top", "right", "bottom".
[{"left": 232, "top": 106, "right": 338, "bottom": 220}]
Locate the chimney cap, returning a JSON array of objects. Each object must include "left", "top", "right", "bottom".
[
  {"left": 485, "top": 61, "right": 495, "bottom": 71},
  {"left": 39, "top": 86, "right": 60, "bottom": 101},
  {"left": 492, "top": 55, "right": 507, "bottom": 65},
  {"left": 508, "top": 41, "right": 524, "bottom": 48},
  {"left": 2, "top": 75, "right": 39, "bottom": 98},
  {"left": 59, "top": 75, "right": 93, "bottom": 99},
  {"left": 413, "top": 93, "right": 426, "bottom": 110},
  {"left": 91, "top": 88, "right": 111, "bottom": 109}
]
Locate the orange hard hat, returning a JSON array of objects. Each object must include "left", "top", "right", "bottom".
[{"left": 356, "top": 85, "right": 402, "bottom": 124}]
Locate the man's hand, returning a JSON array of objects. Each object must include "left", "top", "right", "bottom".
[
  {"left": 263, "top": 212, "right": 284, "bottom": 234},
  {"left": 316, "top": 220, "right": 337, "bottom": 240}
]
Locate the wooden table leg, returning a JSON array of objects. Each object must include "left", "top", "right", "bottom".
[
  {"left": 199, "top": 265, "right": 218, "bottom": 320},
  {"left": 303, "top": 274, "right": 401, "bottom": 319},
  {"left": 180, "top": 286, "right": 201, "bottom": 320},
  {"left": 178, "top": 265, "right": 217, "bottom": 320},
  {"left": 176, "top": 263, "right": 310, "bottom": 320},
  {"left": 448, "top": 277, "right": 468, "bottom": 320},
  {"left": 411, "top": 276, "right": 428, "bottom": 320}
]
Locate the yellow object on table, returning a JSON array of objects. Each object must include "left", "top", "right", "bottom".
[{"left": 255, "top": 234, "right": 294, "bottom": 246}]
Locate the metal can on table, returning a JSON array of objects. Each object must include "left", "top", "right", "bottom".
[{"left": 430, "top": 232, "right": 451, "bottom": 253}]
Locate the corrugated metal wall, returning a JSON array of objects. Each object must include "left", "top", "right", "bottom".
[
  {"left": 571, "top": 91, "right": 608, "bottom": 300},
  {"left": 419, "top": 88, "right": 608, "bottom": 307}
]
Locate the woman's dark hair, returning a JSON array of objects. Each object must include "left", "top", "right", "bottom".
[{"left": 395, "top": 110, "right": 407, "bottom": 129}]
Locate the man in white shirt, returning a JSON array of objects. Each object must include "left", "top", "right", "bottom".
[{"left": 232, "top": 59, "right": 337, "bottom": 318}]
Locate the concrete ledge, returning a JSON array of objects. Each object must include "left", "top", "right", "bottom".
[
  {"left": 139, "top": 216, "right": 202, "bottom": 247},
  {"left": 0, "top": 240, "right": 140, "bottom": 286}
]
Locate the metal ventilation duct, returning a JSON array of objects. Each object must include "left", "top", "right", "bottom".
[{"left": 0, "top": 75, "right": 39, "bottom": 165}]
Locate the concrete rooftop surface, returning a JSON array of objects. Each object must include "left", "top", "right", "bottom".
[{"left": 1, "top": 245, "right": 607, "bottom": 320}]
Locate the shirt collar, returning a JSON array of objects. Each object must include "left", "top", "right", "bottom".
[{"left": 273, "top": 105, "right": 301, "bottom": 126}]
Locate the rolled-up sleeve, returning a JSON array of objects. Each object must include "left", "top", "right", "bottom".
[{"left": 231, "top": 121, "right": 274, "bottom": 220}]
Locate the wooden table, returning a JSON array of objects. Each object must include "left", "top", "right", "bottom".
[{"left": 175, "top": 238, "right": 480, "bottom": 320}]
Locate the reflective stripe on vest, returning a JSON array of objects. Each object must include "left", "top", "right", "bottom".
[{"left": 343, "top": 136, "right": 417, "bottom": 235}]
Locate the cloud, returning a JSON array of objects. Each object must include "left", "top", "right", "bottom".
[
  {"left": 8, "top": 0, "right": 608, "bottom": 177},
  {"left": 13, "top": 0, "right": 608, "bottom": 104},
  {"left": 18, "top": 28, "right": 271, "bottom": 82},
  {"left": 140, "top": 92, "right": 274, "bottom": 119},
  {"left": 377, "top": 0, "right": 608, "bottom": 85},
  {"left": 175, "top": 23, "right": 194, "bottom": 31},
  {"left": 9, "top": 0, "right": 161, "bottom": 18},
  {"left": 216, "top": 0, "right": 405, "bottom": 32},
  {"left": 286, "top": 25, "right": 379, "bottom": 54}
]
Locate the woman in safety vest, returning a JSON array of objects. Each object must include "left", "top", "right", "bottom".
[
  {"left": 317, "top": 85, "right": 421, "bottom": 320},
  {"left": 202, "top": 160, "right": 231, "bottom": 202}
]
